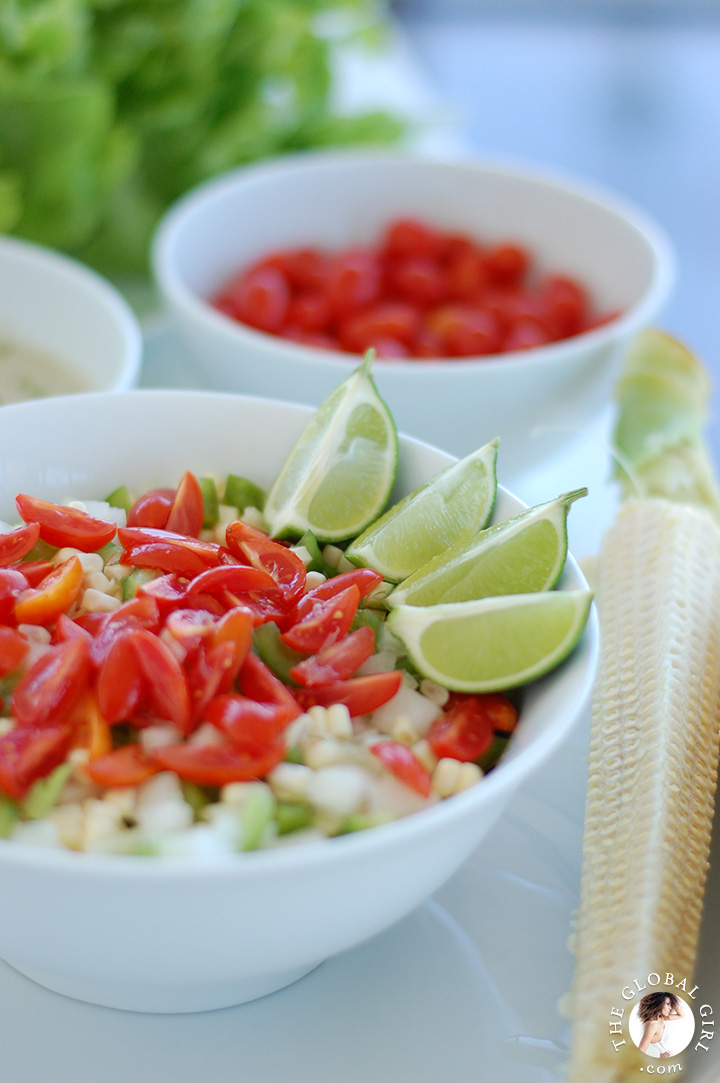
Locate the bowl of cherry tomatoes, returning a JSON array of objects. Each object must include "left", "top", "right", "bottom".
[
  {"left": 0, "top": 388, "right": 597, "bottom": 1014},
  {"left": 152, "top": 150, "right": 674, "bottom": 479}
]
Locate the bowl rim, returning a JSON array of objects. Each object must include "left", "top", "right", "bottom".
[
  {"left": 0, "top": 234, "right": 143, "bottom": 393},
  {"left": 152, "top": 146, "right": 676, "bottom": 374},
  {"left": 0, "top": 386, "right": 599, "bottom": 880}
]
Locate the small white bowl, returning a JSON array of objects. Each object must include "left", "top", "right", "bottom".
[
  {"left": 0, "top": 236, "right": 141, "bottom": 401},
  {"left": 152, "top": 149, "right": 674, "bottom": 479},
  {"left": 0, "top": 389, "right": 597, "bottom": 1014}
]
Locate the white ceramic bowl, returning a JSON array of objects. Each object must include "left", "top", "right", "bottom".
[
  {"left": 0, "top": 390, "right": 597, "bottom": 1014},
  {"left": 152, "top": 149, "right": 674, "bottom": 479},
  {"left": 0, "top": 235, "right": 141, "bottom": 400}
]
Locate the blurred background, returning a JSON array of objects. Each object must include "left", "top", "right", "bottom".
[
  {"left": 393, "top": 0, "right": 720, "bottom": 460},
  {"left": 2, "top": 0, "right": 718, "bottom": 457}
]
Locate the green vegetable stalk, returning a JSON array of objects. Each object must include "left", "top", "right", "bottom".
[{"left": 0, "top": 0, "right": 406, "bottom": 276}]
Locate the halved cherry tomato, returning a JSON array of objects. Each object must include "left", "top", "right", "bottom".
[
  {"left": 53, "top": 612, "right": 92, "bottom": 646},
  {"left": 225, "top": 521, "right": 307, "bottom": 601},
  {"left": 118, "top": 527, "right": 221, "bottom": 564},
  {"left": 238, "top": 652, "right": 301, "bottom": 723},
  {"left": 14, "top": 556, "right": 84, "bottom": 626},
  {"left": 13, "top": 560, "right": 54, "bottom": 587},
  {"left": 89, "top": 594, "right": 161, "bottom": 666},
  {"left": 205, "top": 694, "right": 290, "bottom": 744},
  {"left": 210, "top": 607, "right": 254, "bottom": 683},
  {"left": 187, "top": 564, "right": 279, "bottom": 597},
  {"left": 426, "top": 693, "right": 517, "bottom": 762},
  {"left": 186, "top": 640, "right": 239, "bottom": 722},
  {"left": 183, "top": 608, "right": 255, "bottom": 721},
  {"left": 12, "top": 637, "right": 91, "bottom": 728},
  {"left": 221, "top": 588, "right": 289, "bottom": 627},
  {"left": 296, "top": 669, "right": 402, "bottom": 717},
  {"left": 0, "top": 568, "right": 28, "bottom": 624},
  {"left": 137, "top": 573, "right": 188, "bottom": 613},
  {"left": 0, "top": 522, "right": 40, "bottom": 566},
  {"left": 0, "top": 626, "right": 29, "bottom": 676},
  {"left": 0, "top": 723, "right": 75, "bottom": 801},
  {"left": 127, "top": 487, "right": 175, "bottom": 529},
  {"left": 121, "top": 543, "right": 213, "bottom": 579},
  {"left": 165, "top": 608, "right": 218, "bottom": 652},
  {"left": 96, "top": 632, "right": 145, "bottom": 724},
  {"left": 281, "top": 584, "right": 360, "bottom": 653},
  {"left": 149, "top": 738, "right": 286, "bottom": 786},
  {"left": 291, "top": 568, "right": 383, "bottom": 623},
  {"left": 85, "top": 744, "right": 160, "bottom": 788},
  {"left": 131, "top": 628, "right": 192, "bottom": 734},
  {"left": 165, "top": 471, "right": 204, "bottom": 538},
  {"left": 290, "top": 624, "right": 375, "bottom": 687},
  {"left": 370, "top": 740, "right": 432, "bottom": 798},
  {"left": 16, "top": 494, "right": 116, "bottom": 552},
  {"left": 68, "top": 689, "right": 113, "bottom": 759}
]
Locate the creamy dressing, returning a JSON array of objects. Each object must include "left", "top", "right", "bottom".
[{"left": 0, "top": 339, "right": 87, "bottom": 404}]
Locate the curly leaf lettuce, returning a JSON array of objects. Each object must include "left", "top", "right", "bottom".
[{"left": 0, "top": 0, "right": 405, "bottom": 275}]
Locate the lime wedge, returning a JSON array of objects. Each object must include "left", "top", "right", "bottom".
[
  {"left": 388, "top": 488, "right": 587, "bottom": 607},
  {"left": 345, "top": 440, "right": 499, "bottom": 583},
  {"left": 264, "top": 352, "right": 398, "bottom": 542},
  {"left": 387, "top": 590, "right": 593, "bottom": 692}
]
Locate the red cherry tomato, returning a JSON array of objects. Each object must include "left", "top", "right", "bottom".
[
  {"left": 281, "top": 584, "right": 360, "bottom": 653},
  {"left": 290, "top": 624, "right": 376, "bottom": 687},
  {"left": 370, "top": 739, "right": 432, "bottom": 798},
  {"left": 85, "top": 744, "right": 161, "bottom": 788},
  {"left": 0, "top": 568, "right": 29, "bottom": 625},
  {"left": 444, "top": 248, "right": 488, "bottom": 300},
  {"left": 225, "top": 521, "right": 307, "bottom": 601},
  {"left": 238, "top": 652, "right": 301, "bottom": 723},
  {"left": 118, "top": 527, "right": 221, "bottom": 563},
  {"left": 338, "top": 302, "right": 419, "bottom": 353},
  {"left": 326, "top": 249, "right": 381, "bottom": 318},
  {"left": 127, "top": 488, "right": 175, "bottom": 529},
  {"left": 137, "top": 573, "right": 188, "bottom": 613},
  {"left": 165, "top": 471, "right": 205, "bottom": 538},
  {"left": 225, "top": 266, "right": 291, "bottom": 332},
  {"left": 386, "top": 257, "right": 447, "bottom": 308},
  {"left": 15, "top": 494, "right": 116, "bottom": 552},
  {"left": 0, "top": 522, "right": 40, "bottom": 566},
  {"left": 0, "top": 626, "right": 29, "bottom": 677},
  {"left": 149, "top": 738, "right": 286, "bottom": 786},
  {"left": 121, "top": 543, "right": 214, "bottom": 579},
  {"left": 12, "top": 637, "right": 91, "bottom": 728},
  {"left": 291, "top": 568, "right": 383, "bottom": 622},
  {"left": 296, "top": 669, "right": 402, "bottom": 717},
  {"left": 96, "top": 631, "right": 146, "bottom": 724},
  {"left": 427, "top": 693, "right": 517, "bottom": 762},
  {"left": 14, "top": 560, "right": 55, "bottom": 587},
  {"left": 382, "top": 218, "right": 442, "bottom": 260},
  {"left": 205, "top": 694, "right": 291, "bottom": 744},
  {"left": 484, "top": 243, "right": 530, "bottom": 286},
  {"left": 187, "top": 564, "right": 279, "bottom": 597},
  {"left": 0, "top": 723, "right": 75, "bottom": 801},
  {"left": 131, "top": 628, "right": 192, "bottom": 734},
  {"left": 286, "top": 291, "right": 332, "bottom": 332}
]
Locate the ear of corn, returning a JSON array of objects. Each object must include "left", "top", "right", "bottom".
[{"left": 566, "top": 331, "right": 720, "bottom": 1080}]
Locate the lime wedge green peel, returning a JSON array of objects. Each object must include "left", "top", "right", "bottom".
[
  {"left": 264, "top": 351, "right": 398, "bottom": 542},
  {"left": 388, "top": 488, "right": 587, "bottom": 607},
  {"left": 387, "top": 590, "right": 593, "bottom": 693},
  {"left": 345, "top": 439, "right": 499, "bottom": 582}
]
